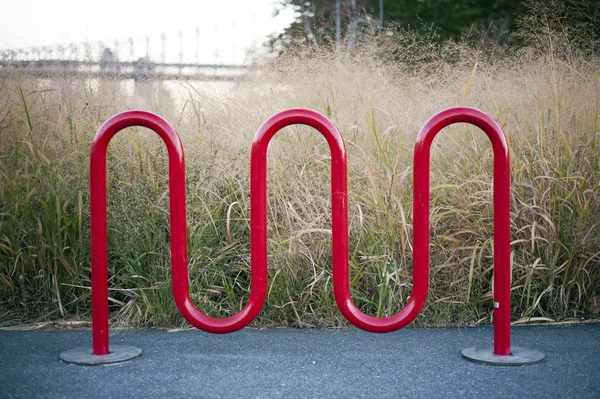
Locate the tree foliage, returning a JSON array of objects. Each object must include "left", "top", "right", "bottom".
[
  {"left": 278, "top": 0, "right": 527, "bottom": 45},
  {"left": 281, "top": 1, "right": 597, "bottom": 49}
]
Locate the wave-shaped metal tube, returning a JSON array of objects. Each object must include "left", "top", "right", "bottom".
[{"left": 90, "top": 107, "right": 511, "bottom": 357}]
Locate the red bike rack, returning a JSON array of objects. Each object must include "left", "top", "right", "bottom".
[{"left": 59, "top": 108, "right": 543, "bottom": 366}]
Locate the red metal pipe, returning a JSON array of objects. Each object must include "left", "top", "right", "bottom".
[
  {"left": 251, "top": 108, "right": 428, "bottom": 334},
  {"left": 91, "top": 107, "right": 511, "bottom": 356},
  {"left": 90, "top": 111, "right": 267, "bottom": 355},
  {"left": 414, "top": 106, "right": 511, "bottom": 356}
]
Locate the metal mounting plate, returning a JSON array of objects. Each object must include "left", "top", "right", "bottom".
[
  {"left": 59, "top": 345, "right": 142, "bottom": 366},
  {"left": 461, "top": 346, "right": 545, "bottom": 366}
]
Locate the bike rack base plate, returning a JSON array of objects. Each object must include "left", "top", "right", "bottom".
[
  {"left": 59, "top": 345, "right": 142, "bottom": 366},
  {"left": 461, "top": 346, "right": 544, "bottom": 366}
]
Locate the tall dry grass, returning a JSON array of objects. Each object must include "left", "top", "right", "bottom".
[{"left": 1, "top": 24, "right": 599, "bottom": 328}]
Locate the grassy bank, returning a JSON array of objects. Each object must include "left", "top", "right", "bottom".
[{"left": 0, "top": 41, "right": 599, "bottom": 328}]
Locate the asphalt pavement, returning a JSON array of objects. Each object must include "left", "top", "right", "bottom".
[{"left": 1, "top": 324, "right": 598, "bottom": 398}]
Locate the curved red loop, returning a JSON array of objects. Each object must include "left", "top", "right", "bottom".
[
  {"left": 90, "top": 111, "right": 267, "bottom": 355},
  {"left": 413, "top": 106, "right": 511, "bottom": 355},
  {"left": 251, "top": 108, "right": 427, "bottom": 333}
]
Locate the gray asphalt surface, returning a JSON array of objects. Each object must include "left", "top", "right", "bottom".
[{"left": 1, "top": 325, "right": 598, "bottom": 398}]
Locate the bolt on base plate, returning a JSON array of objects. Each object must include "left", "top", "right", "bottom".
[
  {"left": 461, "top": 346, "right": 544, "bottom": 366},
  {"left": 59, "top": 345, "right": 142, "bottom": 366}
]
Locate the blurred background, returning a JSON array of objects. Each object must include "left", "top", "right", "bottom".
[
  {"left": 0, "top": 1, "right": 599, "bottom": 329},
  {"left": 3, "top": 1, "right": 597, "bottom": 78}
]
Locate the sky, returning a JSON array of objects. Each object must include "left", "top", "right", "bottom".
[{"left": 0, "top": 0, "right": 296, "bottom": 63}]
